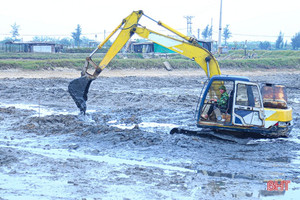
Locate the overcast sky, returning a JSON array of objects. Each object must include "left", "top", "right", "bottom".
[{"left": 0, "top": 0, "right": 299, "bottom": 43}]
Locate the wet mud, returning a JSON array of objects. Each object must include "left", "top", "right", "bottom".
[{"left": 0, "top": 72, "right": 300, "bottom": 199}]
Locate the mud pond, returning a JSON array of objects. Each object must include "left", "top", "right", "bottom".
[{"left": 0, "top": 72, "right": 300, "bottom": 199}]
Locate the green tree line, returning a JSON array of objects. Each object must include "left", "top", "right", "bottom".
[{"left": 2, "top": 23, "right": 300, "bottom": 50}]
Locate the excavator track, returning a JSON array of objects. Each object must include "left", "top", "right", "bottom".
[{"left": 170, "top": 128, "right": 236, "bottom": 143}]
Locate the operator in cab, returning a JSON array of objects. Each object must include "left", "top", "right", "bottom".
[{"left": 201, "top": 85, "right": 229, "bottom": 121}]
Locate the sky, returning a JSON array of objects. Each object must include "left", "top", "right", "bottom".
[{"left": 0, "top": 0, "right": 299, "bottom": 43}]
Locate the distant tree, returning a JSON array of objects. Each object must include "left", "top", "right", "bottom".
[
  {"left": 208, "top": 25, "right": 213, "bottom": 39},
  {"left": 275, "top": 31, "right": 284, "bottom": 49},
  {"left": 10, "top": 22, "right": 20, "bottom": 41},
  {"left": 0, "top": 38, "right": 12, "bottom": 43},
  {"left": 201, "top": 25, "right": 213, "bottom": 40},
  {"left": 59, "top": 38, "right": 72, "bottom": 46},
  {"left": 104, "top": 40, "right": 112, "bottom": 48},
  {"left": 291, "top": 32, "right": 300, "bottom": 50},
  {"left": 222, "top": 24, "right": 232, "bottom": 45},
  {"left": 233, "top": 41, "right": 238, "bottom": 49},
  {"left": 32, "top": 36, "right": 42, "bottom": 42},
  {"left": 202, "top": 25, "right": 209, "bottom": 40},
  {"left": 81, "top": 36, "right": 94, "bottom": 47},
  {"left": 284, "top": 40, "right": 288, "bottom": 48},
  {"left": 259, "top": 41, "right": 271, "bottom": 50},
  {"left": 72, "top": 24, "right": 82, "bottom": 47}
]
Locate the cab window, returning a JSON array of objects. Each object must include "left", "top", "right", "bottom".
[{"left": 236, "top": 84, "right": 261, "bottom": 108}]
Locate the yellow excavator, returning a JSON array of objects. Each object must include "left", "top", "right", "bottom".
[{"left": 68, "top": 10, "right": 293, "bottom": 137}]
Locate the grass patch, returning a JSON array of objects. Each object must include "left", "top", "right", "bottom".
[
  {"left": 0, "top": 50, "right": 299, "bottom": 71},
  {"left": 0, "top": 59, "right": 198, "bottom": 70},
  {"left": 0, "top": 52, "right": 151, "bottom": 60},
  {"left": 219, "top": 57, "right": 300, "bottom": 69},
  {"left": 0, "top": 59, "right": 85, "bottom": 70},
  {"left": 218, "top": 50, "right": 300, "bottom": 59}
]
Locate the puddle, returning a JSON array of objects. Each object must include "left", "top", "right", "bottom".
[
  {"left": 108, "top": 121, "right": 178, "bottom": 133},
  {"left": 0, "top": 144, "right": 196, "bottom": 174},
  {"left": 290, "top": 98, "right": 300, "bottom": 104},
  {"left": 0, "top": 103, "right": 95, "bottom": 117}
]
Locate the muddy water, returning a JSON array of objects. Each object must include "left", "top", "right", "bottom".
[{"left": 0, "top": 73, "right": 300, "bottom": 199}]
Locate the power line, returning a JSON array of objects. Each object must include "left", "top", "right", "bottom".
[
  {"left": 232, "top": 33, "right": 293, "bottom": 38},
  {"left": 0, "top": 32, "right": 109, "bottom": 38},
  {"left": 211, "top": 31, "right": 293, "bottom": 38}
]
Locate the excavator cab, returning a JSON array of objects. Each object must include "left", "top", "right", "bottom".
[
  {"left": 197, "top": 76, "right": 264, "bottom": 134},
  {"left": 199, "top": 78, "right": 235, "bottom": 123},
  {"left": 198, "top": 76, "right": 257, "bottom": 126},
  {"left": 197, "top": 75, "right": 292, "bottom": 137}
]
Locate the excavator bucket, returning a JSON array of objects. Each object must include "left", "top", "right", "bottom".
[{"left": 68, "top": 76, "right": 93, "bottom": 114}]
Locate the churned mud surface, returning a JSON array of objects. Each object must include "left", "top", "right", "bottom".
[{"left": 0, "top": 69, "right": 300, "bottom": 199}]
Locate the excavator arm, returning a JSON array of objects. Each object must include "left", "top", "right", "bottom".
[
  {"left": 68, "top": 10, "right": 221, "bottom": 114},
  {"left": 133, "top": 26, "right": 220, "bottom": 77},
  {"left": 68, "top": 11, "right": 143, "bottom": 114}
]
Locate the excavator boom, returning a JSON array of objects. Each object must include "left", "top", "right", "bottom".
[
  {"left": 68, "top": 10, "right": 220, "bottom": 114},
  {"left": 133, "top": 26, "right": 220, "bottom": 77}
]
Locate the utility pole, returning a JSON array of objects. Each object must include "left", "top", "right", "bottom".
[
  {"left": 210, "top": 18, "right": 213, "bottom": 40},
  {"left": 197, "top": 28, "right": 200, "bottom": 40},
  {"left": 218, "top": 0, "right": 223, "bottom": 53},
  {"left": 244, "top": 40, "right": 247, "bottom": 56},
  {"left": 184, "top": 16, "right": 194, "bottom": 36}
]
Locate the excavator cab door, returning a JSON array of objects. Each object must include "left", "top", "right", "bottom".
[
  {"left": 232, "top": 81, "right": 265, "bottom": 127},
  {"left": 198, "top": 79, "right": 234, "bottom": 123}
]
